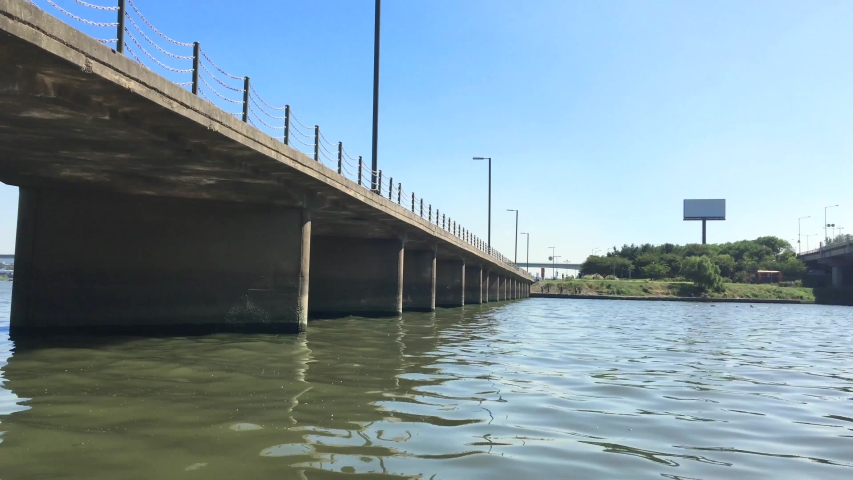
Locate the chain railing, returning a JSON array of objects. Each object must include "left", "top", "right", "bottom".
[{"left": 32, "top": 0, "right": 528, "bottom": 277}]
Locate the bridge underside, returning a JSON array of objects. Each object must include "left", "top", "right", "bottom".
[{"left": 0, "top": 1, "right": 530, "bottom": 334}]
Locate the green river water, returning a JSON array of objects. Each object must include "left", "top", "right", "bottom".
[{"left": 0, "top": 283, "right": 852, "bottom": 479}]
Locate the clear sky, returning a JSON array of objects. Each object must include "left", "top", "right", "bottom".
[{"left": 3, "top": 0, "right": 853, "bottom": 267}]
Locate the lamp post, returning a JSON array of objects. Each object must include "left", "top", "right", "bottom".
[
  {"left": 520, "top": 232, "right": 530, "bottom": 273},
  {"left": 798, "top": 215, "right": 810, "bottom": 254},
  {"left": 548, "top": 246, "right": 555, "bottom": 279},
  {"left": 473, "top": 157, "right": 492, "bottom": 254},
  {"left": 507, "top": 209, "right": 518, "bottom": 263},
  {"left": 592, "top": 248, "right": 600, "bottom": 255},
  {"left": 805, "top": 233, "right": 817, "bottom": 251},
  {"left": 552, "top": 256, "right": 561, "bottom": 279},
  {"left": 370, "top": 0, "right": 382, "bottom": 193},
  {"left": 825, "top": 205, "right": 838, "bottom": 244}
]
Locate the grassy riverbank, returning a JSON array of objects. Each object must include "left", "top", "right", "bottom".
[{"left": 532, "top": 279, "right": 816, "bottom": 302}]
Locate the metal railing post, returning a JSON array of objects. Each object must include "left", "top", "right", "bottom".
[
  {"left": 357, "top": 157, "right": 363, "bottom": 185},
  {"left": 242, "top": 77, "right": 250, "bottom": 123},
  {"left": 191, "top": 42, "right": 200, "bottom": 95},
  {"left": 388, "top": 177, "right": 393, "bottom": 200},
  {"left": 337, "top": 142, "right": 343, "bottom": 174},
  {"left": 442, "top": 215, "right": 445, "bottom": 229},
  {"left": 429, "top": 205, "right": 432, "bottom": 222},
  {"left": 117, "top": 0, "right": 126, "bottom": 54},
  {"left": 420, "top": 199, "right": 424, "bottom": 217},
  {"left": 397, "top": 183, "right": 401, "bottom": 204},
  {"left": 283, "top": 105, "right": 290, "bottom": 145},
  {"left": 378, "top": 171, "right": 383, "bottom": 194},
  {"left": 313, "top": 126, "right": 320, "bottom": 162},
  {"left": 411, "top": 193, "right": 415, "bottom": 212}
]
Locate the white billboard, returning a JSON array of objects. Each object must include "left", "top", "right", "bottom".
[{"left": 684, "top": 199, "right": 725, "bottom": 220}]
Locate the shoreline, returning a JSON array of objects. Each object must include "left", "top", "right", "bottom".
[{"left": 530, "top": 293, "right": 813, "bottom": 304}]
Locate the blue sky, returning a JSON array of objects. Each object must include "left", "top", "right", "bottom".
[{"left": 2, "top": 0, "right": 852, "bottom": 267}]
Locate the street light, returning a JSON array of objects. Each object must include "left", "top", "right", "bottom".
[
  {"left": 520, "top": 232, "right": 530, "bottom": 273},
  {"left": 825, "top": 205, "right": 839, "bottom": 244},
  {"left": 548, "top": 246, "right": 556, "bottom": 279},
  {"left": 507, "top": 209, "right": 519, "bottom": 263},
  {"left": 370, "top": 0, "right": 382, "bottom": 192},
  {"left": 805, "top": 233, "right": 817, "bottom": 251},
  {"left": 473, "top": 157, "right": 491, "bottom": 253},
  {"left": 798, "top": 216, "right": 810, "bottom": 254}
]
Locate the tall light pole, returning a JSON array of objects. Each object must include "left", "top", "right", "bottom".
[
  {"left": 370, "top": 0, "right": 381, "bottom": 192},
  {"left": 552, "top": 256, "right": 561, "bottom": 279},
  {"left": 549, "top": 246, "right": 555, "bottom": 279},
  {"left": 520, "top": 232, "right": 530, "bottom": 273},
  {"left": 798, "top": 216, "right": 810, "bottom": 254},
  {"left": 825, "top": 205, "right": 838, "bottom": 245},
  {"left": 473, "top": 157, "right": 492, "bottom": 253},
  {"left": 805, "top": 233, "right": 817, "bottom": 251},
  {"left": 507, "top": 209, "right": 518, "bottom": 263}
]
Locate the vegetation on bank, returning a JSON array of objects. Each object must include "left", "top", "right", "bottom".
[
  {"left": 581, "top": 236, "right": 806, "bottom": 284},
  {"left": 532, "top": 279, "right": 816, "bottom": 302}
]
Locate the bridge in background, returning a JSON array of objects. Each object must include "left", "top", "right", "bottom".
[
  {"left": 798, "top": 238, "right": 853, "bottom": 288},
  {"left": 0, "top": 0, "right": 532, "bottom": 334},
  {"left": 520, "top": 262, "right": 582, "bottom": 271}
]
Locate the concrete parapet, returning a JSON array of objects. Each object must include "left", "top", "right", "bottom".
[
  {"left": 310, "top": 236, "right": 403, "bottom": 316},
  {"left": 403, "top": 248, "right": 436, "bottom": 311}
]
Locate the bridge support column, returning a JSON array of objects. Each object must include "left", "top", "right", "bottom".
[
  {"left": 11, "top": 188, "right": 308, "bottom": 333},
  {"left": 436, "top": 259, "right": 465, "bottom": 307},
  {"left": 498, "top": 276, "right": 506, "bottom": 301},
  {"left": 403, "top": 248, "right": 436, "bottom": 311},
  {"left": 465, "top": 265, "right": 483, "bottom": 305},
  {"left": 832, "top": 266, "right": 844, "bottom": 288},
  {"left": 310, "top": 236, "right": 403, "bottom": 316},
  {"left": 488, "top": 272, "right": 499, "bottom": 302}
]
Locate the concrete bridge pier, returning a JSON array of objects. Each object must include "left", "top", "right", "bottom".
[
  {"left": 11, "top": 187, "right": 311, "bottom": 333},
  {"left": 403, "top": 247, "right": 436, "bottom": 311},
  {"left": 310, "top": 236, "right": 404, "bottom": 317},
  {"left": 832, "top": 265, "right": 844, "bottom": 288},
  {"left": 465, "top": 265, "right": 483, "bottom": 305},
  {"left": 436, "top": 259, "right": 465, "bottom": 307},
  {"left": 488, "top": 272, "right": 500, "bottom": 302},
  {"left": 483, "top": 269, "right": 491, "bottom": 302}
]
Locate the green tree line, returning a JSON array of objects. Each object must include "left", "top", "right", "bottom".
[{"left": 580, "top": 236, "right": 806, "bottom": 283}]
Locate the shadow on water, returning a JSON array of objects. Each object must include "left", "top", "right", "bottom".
[{"left": 0, "top": 301, "right": 509, "bottom": 479}]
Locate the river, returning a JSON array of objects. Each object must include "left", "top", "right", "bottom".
[{"left": 0, "top": 282, "right": 851, "bottom": 479}]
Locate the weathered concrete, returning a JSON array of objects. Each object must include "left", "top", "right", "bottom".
[
  {"left": 0, "top": 0, "right": 533, "bottom": 332},
  {"left": 833, "top": 266, "right": 844, "bottom": 288},
  {"left": 488, "top": 272, "right": 500, "bottom": 302},
  {"left": 309, "top": 237, "right": 403, "bottom": 316},
  {"left": 403, "top": 248, "right": 436, "bottom": 311},
  {"left": 11, "top": 187, "right": 307, "bottom": 332},
  {"left": 498, "top": 276, "right": 506, "bottom": 301},
  {"left": 436, "top": 259, "right": 465, "bottom": 307},
  {"left": 464, "top": 265, "right": 483, "bottom": 305}
]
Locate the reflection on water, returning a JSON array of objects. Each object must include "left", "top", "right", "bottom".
[{"left": 0, "top": 282, "right": 852, "bottom": 478}]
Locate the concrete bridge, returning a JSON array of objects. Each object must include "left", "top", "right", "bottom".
[
  {"left": 0, "top": 0, "right": 532, "bottom": 334},
  {"left": 798, "top": 238, "right": 853, "bottom": 288}
]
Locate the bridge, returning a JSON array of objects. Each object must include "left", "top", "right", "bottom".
[
  {"left": 798, "top": 238, "right": 853, "bottom": 288},
  {"left": 0, "top": 0, "right": 532, "bottom": 334},
  {"left": 520, "top": 262, "right": 582, "bottom": 271}
]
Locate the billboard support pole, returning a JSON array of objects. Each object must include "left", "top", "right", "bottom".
[{"left": 702, "top": 219, "right": 707, "bottom": 245}]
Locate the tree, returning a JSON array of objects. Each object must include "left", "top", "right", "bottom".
[
  {"left": 713, "top": 254, "right": 736, "bottom": 279},
  {"left": 643, "top": 262, "right": 670, "bottom": 280},
  {"left": 682, "top": 256, "right": 724, "bottom": 292}
]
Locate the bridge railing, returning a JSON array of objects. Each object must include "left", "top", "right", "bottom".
[{"left": 29, "top": 0, "right": 529, "bottom": 278}]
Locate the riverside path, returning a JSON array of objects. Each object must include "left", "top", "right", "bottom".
[{"left": 0, "top": 0, "right": 532, "bottom": 334}]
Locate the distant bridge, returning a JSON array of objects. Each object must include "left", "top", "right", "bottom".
[
  {"left": 520, "top": 263, "right": 582, "bottom": 270},
  {"left": 798, "top": 238, "right": 852, "bottom": 288}
]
